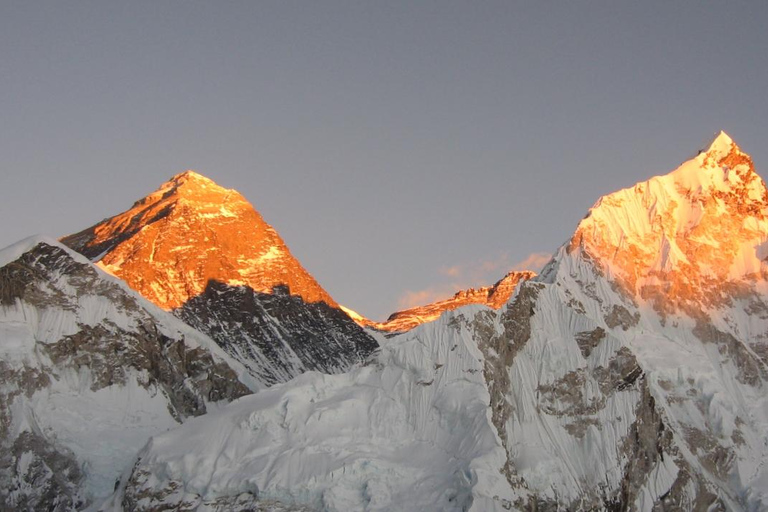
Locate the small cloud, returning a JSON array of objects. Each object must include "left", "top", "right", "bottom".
[
  {"left": 439, "top": 265, "right": 462, "bottom": 277},
  {"left": 510, "top": 252, "right": 552, "bottom": 272},
  {"left": 478, "top": 253, "right": 511, "bottom": 274},
  {"left": 397, "top": 287, "right": 456, "bottom": 310}
]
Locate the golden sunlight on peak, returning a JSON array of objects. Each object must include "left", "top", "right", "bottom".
[
  {"left": 162, "top": 170, "right": 244, "bottom": 201},
  {"left": 170, "top": 170, "right": 217, "bottom": 185},
  {"left": 704, "top": 130, "right": 739, "bottom": 156}
]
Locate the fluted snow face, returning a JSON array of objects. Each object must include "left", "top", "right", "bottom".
[
  {"left": 526, "top": 131, "right": 768, "bottom": 510},
  {"left": 116, "top": 309, "right": 517, "bottom": 512}
]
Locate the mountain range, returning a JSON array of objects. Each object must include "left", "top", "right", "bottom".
[{"left": 1, "top": 131, "right": 767, "bottom": 511}]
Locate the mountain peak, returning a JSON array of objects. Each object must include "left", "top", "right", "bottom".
[
  {"left": 704, "top": 130, "right": 735, "bottom": 157},
  {"left": 168, "top": 170, "right": 220, "bottom": 189},
  {"left": 152, "top": 170, "right": 239, "bottom": 206},
  {"left": 564, "top": 133, "right": 768, "bottom": 318},
  {"left": 172, "top": 169, "right": 209, "bottom": 180},
  {"left": 62, "top": 171, "right": 337, "bottom": 309}
]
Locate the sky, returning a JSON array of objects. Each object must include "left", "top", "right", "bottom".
[{"left": 2, "top": 1, "right": 767, "bottom": 320}]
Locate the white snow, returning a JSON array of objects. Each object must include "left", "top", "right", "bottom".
[{"left": 112, "top": 311, "right": 516, "bottom": 511}]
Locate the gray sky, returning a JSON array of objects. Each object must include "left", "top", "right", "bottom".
[{"left": 2, "top": 1, "right": 767, "bottom": 320}]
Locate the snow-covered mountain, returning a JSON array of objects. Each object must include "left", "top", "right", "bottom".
[
  {"left": 370, "top": 271, "right": 536, "bottom": 333},
  {"left": 113, "top": 132, "right": 768, "bottom": 511},
  {"left": 0, "top": 237, "right": 255, "bottom": 510},
  {"left": 61, "top": 171, "right": 378, "bottom": 386}
]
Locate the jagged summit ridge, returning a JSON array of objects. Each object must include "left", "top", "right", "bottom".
[
  {"left": 559, "top": 132, "right": 768, "bottom": 317},
  {"left": 171, "top": 169, "right": 215, "bottom": 183},
  {"left": 152, "top": 170, "right": 232, "bottom": 203},
  {"left": 62, "top": 171, "right": 337, "bottom": 309},
  {"left": 371, "top": 270, "right": 536, "bottom": 332}
]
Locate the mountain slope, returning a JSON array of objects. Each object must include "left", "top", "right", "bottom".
[
  {"left": 0, "top": 237, "right": 253, "bottom": 510},
  {"left": 114, "top": 132, "right": 768, "bottom": 511},
  {"left": 61, "top": 171, "right": 378, "bottom": 386}
]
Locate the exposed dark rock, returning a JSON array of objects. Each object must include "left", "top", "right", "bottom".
[
  {"left": 537, "top": 368, "right": 606, "bottom": 417},
  {"left": 692, "top": 320, "right": 767, "bottom": 387},
  {"left": 575, "top": 327, "right": 606, "bottom": 358},
  {"left": 176, "top": 280, "right": 379, "bottom": 386},
  {"left": 617, "top": 378, "right": 673, "bottom": 510},
  {"left": 564, "top": 417, "right": 601, "bottom": 439},
  {"left": 593, "top": 347, "right": 643, "bottom": 395},
  {"left": 604, "top": 305, "right": 640, "bottom": 331},
  {"left": 476, "top": 282, "right": 542, "bottom": 489},
  {"left": 682, "top": 426, "right": 735, "bottom": 481},
  {"left": 0, "top": 431, "right": 85, "bottom": 512}
]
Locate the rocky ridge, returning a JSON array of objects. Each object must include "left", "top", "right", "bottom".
[
  {"left": 176, "top": 281, "right": 379, "bottom": 386},
  {"left": 371, "top": 271, "right": 536, "bottom": 333}
]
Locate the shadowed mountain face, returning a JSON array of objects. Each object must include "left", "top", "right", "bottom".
[
  {"left": 176, "top": 282, "right": 379, "bottom": 386},
  {"left": 61, "top": 171, "right": 378, "bottom": 386}
]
